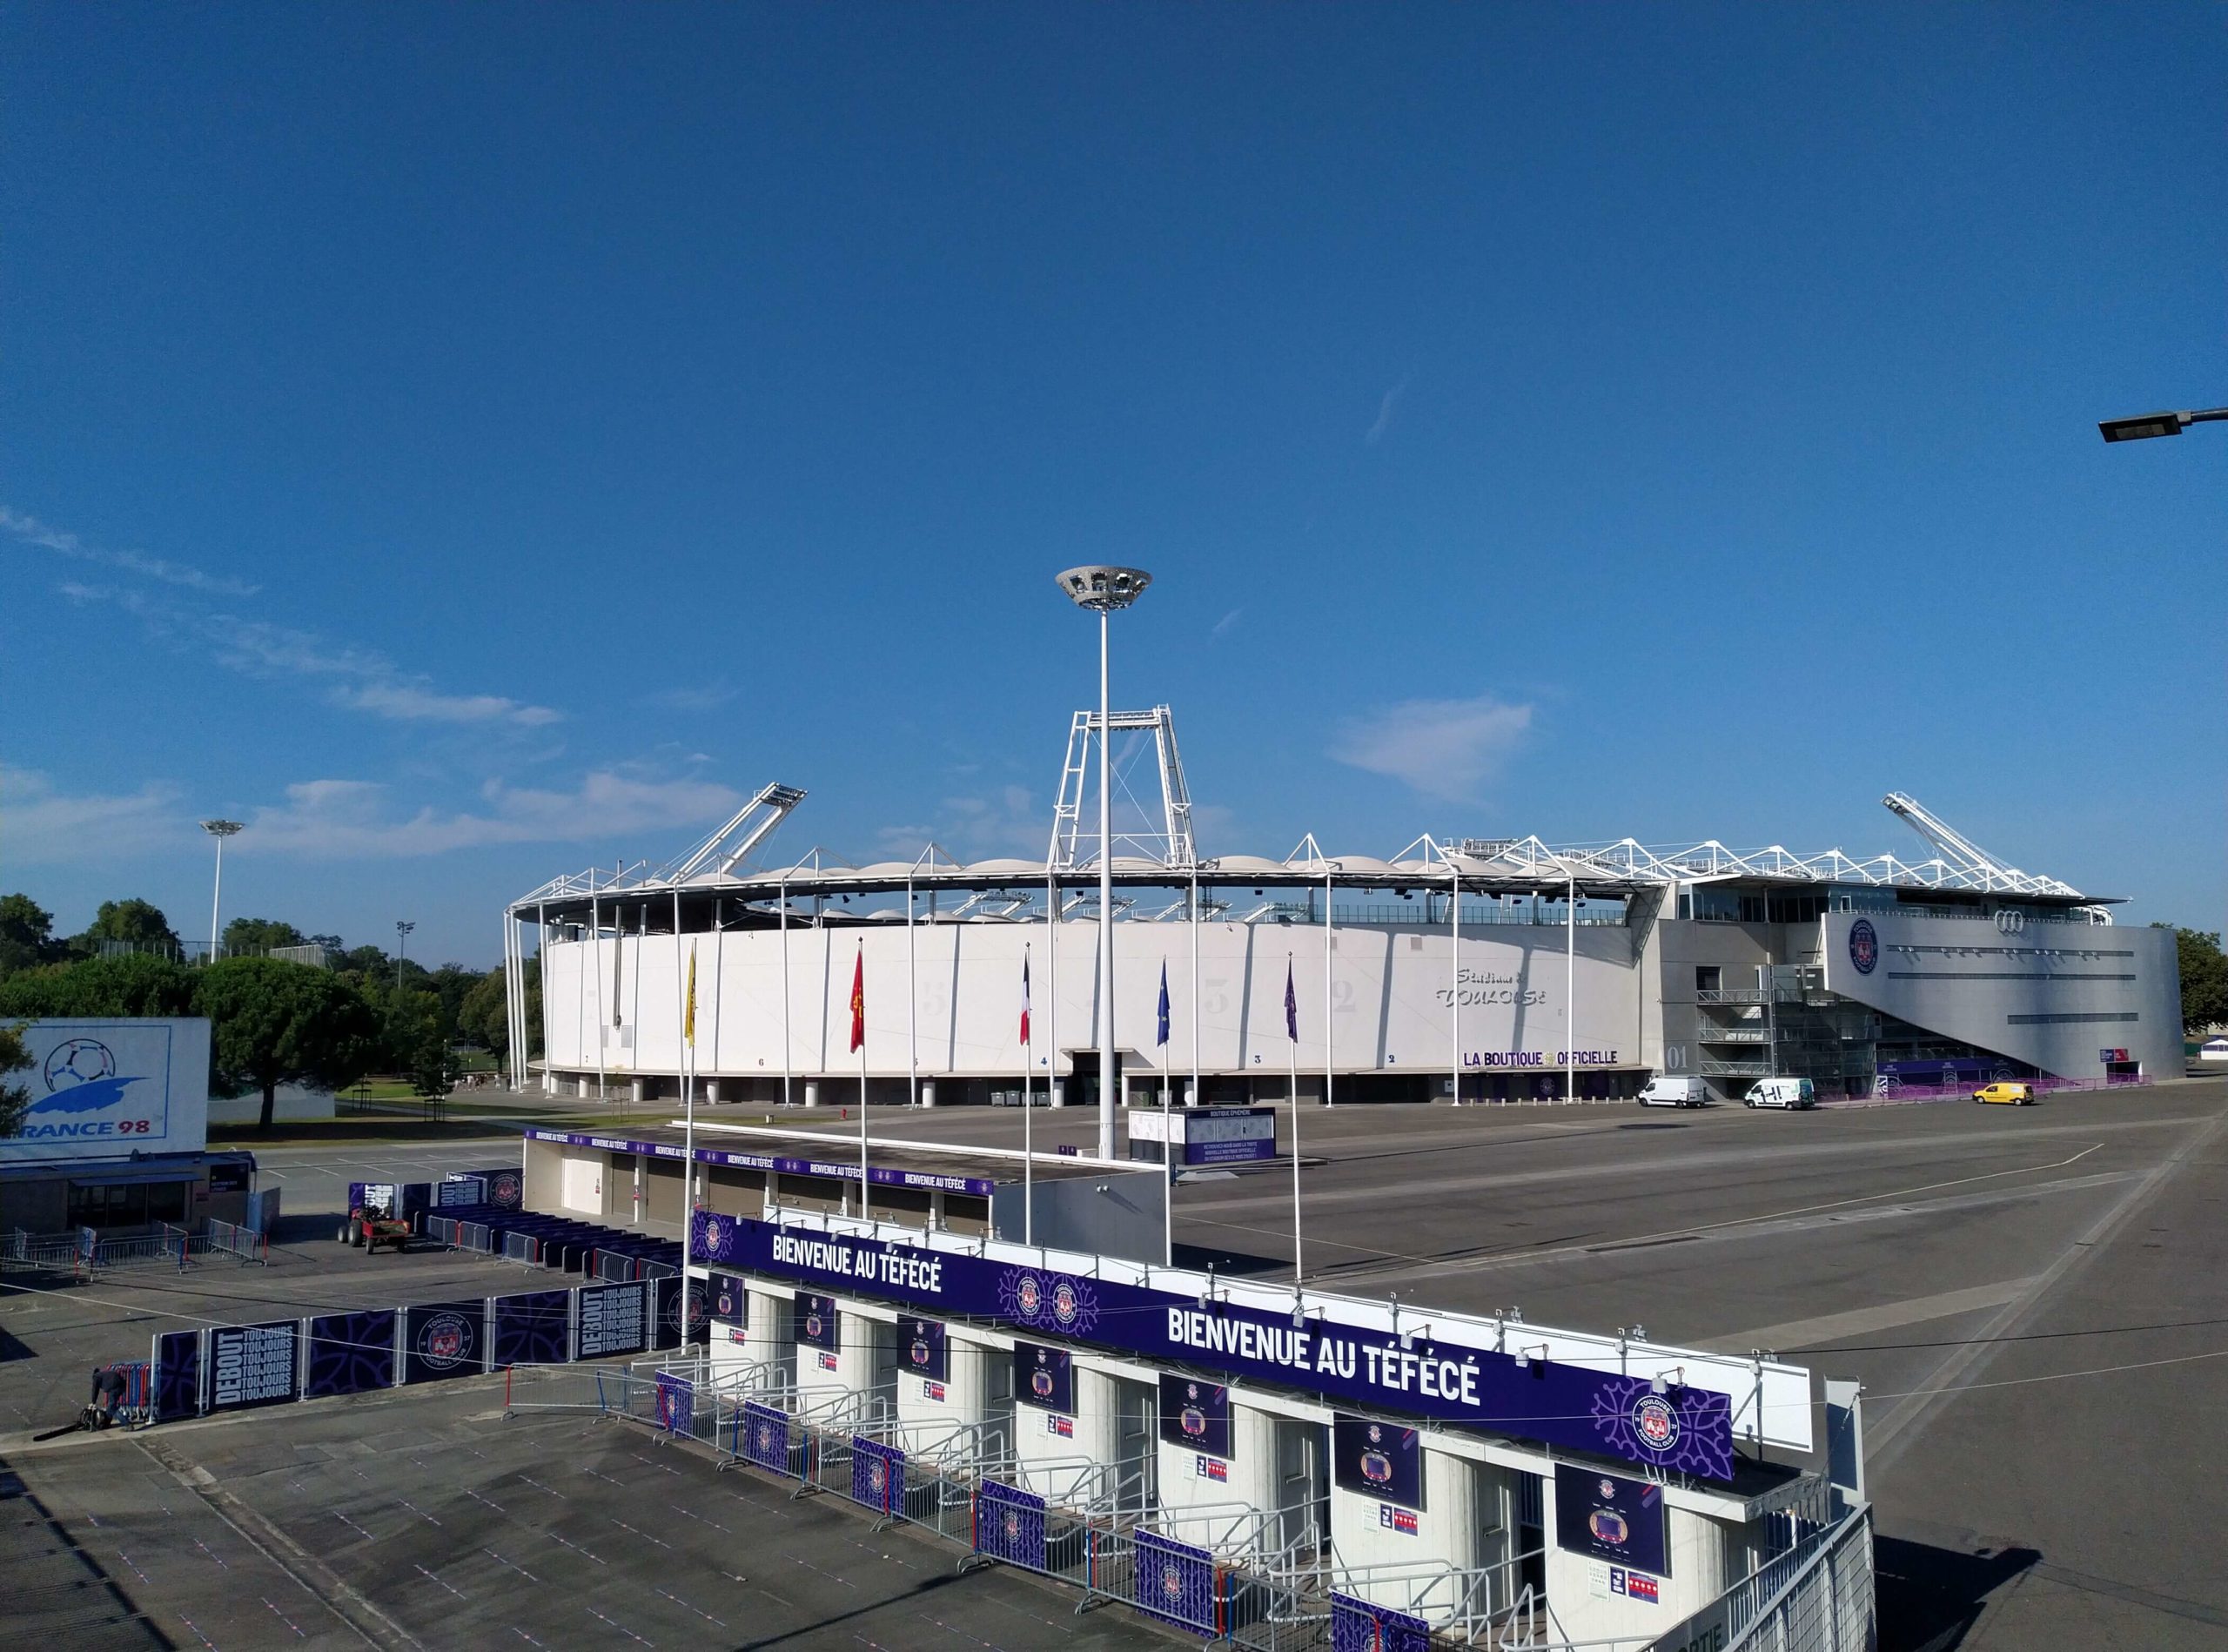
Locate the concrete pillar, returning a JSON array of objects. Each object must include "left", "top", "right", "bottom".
[
  {"left": 803, "top": 1079, "right": 820, "bottom": 1108},
  {"left": 543, "top": 1071, "right": 556, "bottom": 1095},
  {"left": 705, "top": 1080, "right": 721, "bottom": 1105},
  {"left": 630, "top": 1077, "right": 645, "bottom": 1105},
  {"left": 1050, "top": 1078, "right": 1066, "bottom": 1109},
  {"left": 921, "top": 1079, "right": 936, "bottom": 1109},
  {"left": 578, "top": 1077, "right": 591, "bottom": 1098},
  {"left": 1184, "top": 1079, "right": 1198, "bottom": 1108}
]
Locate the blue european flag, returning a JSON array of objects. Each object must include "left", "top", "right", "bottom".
[{"left": 1156, "top": 961, "right": 1171, "bottom": 1047}]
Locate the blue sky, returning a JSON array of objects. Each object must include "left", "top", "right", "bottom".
[{"left": 3, "top": 4, "right": 2223, "bottom": 965}]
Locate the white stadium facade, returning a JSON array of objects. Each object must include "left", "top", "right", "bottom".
[{"left": 500, "top": 703, "right": 2181, "bottom": 1137}]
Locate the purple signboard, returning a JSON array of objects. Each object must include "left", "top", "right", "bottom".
[
  {"left": 707, "top": 1271, "right": 750, "bottom": 1326},
  {"left": 577, "top": 1282, "right": 648, "bottom": 1359},
  {"left": 1330, "top": 1592, "right": 1432, "bottom": 1652},
  {"left": 1333, "top": 1413, "right": 1424, "bottom": 1512},
  {"left": 403, "top": 1300, "right": 487, "bottom": 1384},
  {"left": 208, "top": 1320, "right": 299, "bottom": 1412},
  {"left": 850, "top": 1436, "right": 905, "bottom": 1516},
  {"left": 902, "top": 1317, "right": 948, "bottom": 1383},
  {"left": 1160, "top": 1373, "right": 1233, "bottom": 1460},
  {"left": 493, "top": 1290, "right": 573, "bottom": 1367},
  {"left": 152, "top": 1330, "right": 202, "bottom": 1421},
  {"left": 975, "top": 1481, "right": 1047, "bottom": 1571},
  {"left": 1554, "top": 1462, "right": 1669, "bottom": 1578},
  {"left": 1013, "top": 1340, "right": 1073, "bottom": 1414},
  {"left": 305, "top": 1309, "right": 396, "bottom": 1398},
  {"left": 742, "top": 1399, "right": 792, "bottom": 1474},
  {"left": 794, "top": 1291, "right": 839, "bottom": 1351},
  {"left": 692, "top": 1210, "right": 1735, "bottom": 1480},
  {"left": 1134, "top": 1529, "right": 1218, "bottom": 1632}
]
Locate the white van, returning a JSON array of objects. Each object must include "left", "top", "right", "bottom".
[
  {"left": 1746, "top": 1078, "right": 1816, "bottom": 1111},
  {"left": 1638, "top": 1075, "right": 1708, "bottom": 1109}
]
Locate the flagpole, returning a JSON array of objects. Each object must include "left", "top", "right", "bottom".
[
  {"left": 1287, "top": 954, "right": 1303, "bottom": 1285},
  {"left": 854, "top": 942, "right": 869, "bottom": 1226},
  {"left": 1158, "top": 958, "right": 1172, "bottom": 1268},
  {"left": 681, "top": 930, "right": 695, "bottom": 1281},
  {"left": 1023, "top": 942, "right": 1034, "bottom": 1247}
]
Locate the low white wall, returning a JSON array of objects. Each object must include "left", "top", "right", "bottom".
[
  {"left": 896, "top": 1332, "right": 993, "bottom": 1467},
  {"left": 1329, "top": 1448, "right": 1478, "bottom": 1622},
  {"left": 1013, "top": 1365, "right": 1117, "bottom": 1507},
  {"left": 1157, "top": 1401, "right": 1278, "bottom": 1557}
]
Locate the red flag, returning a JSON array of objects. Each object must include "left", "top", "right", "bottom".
[{"left": 849, "top": 944, "right": 866, "bottom": 1053}]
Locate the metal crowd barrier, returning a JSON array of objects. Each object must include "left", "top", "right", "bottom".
[{"left": 205, "top": 1219, "right": 270, "bottom": 1266}]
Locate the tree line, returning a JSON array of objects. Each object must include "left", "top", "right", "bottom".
[{"left": 0, "top": 892, "right": 540, "bottom": 1133}]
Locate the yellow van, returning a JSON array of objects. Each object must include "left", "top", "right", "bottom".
[{"left": 1973, "top": 1082, "right": 2035, "bottom": 1105}]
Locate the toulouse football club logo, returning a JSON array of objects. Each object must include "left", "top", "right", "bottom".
[
  {"left": 1161, "top": 1563, "right": 1186, "bottom": 1605},
  {"left": 1630, "top": 1394, "right": 1680, "bottom": 1453},
  {"left": 1014, "top": 1275, "right": 1043, "bottom": 1319},
  {"left": 701, "top": 1216, "right": 727, "bottom": 1258},
  {"left": 1848, "top": 918, "right": 1879, "bottom": 977},
  {"left": 997, "top": 1267, "right": 1101, "bottom": 1335},
  {"left": 419, "top": 1312, "right": 473, "bottom": 1371}
]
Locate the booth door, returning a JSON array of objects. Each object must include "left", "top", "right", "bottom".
[
  {"left": 1113, "top": 1377, "right": 1158, "bottom": 1518},
  {"left": 1275, "top": 1419, "right": 1329, "bottom": 1561}
]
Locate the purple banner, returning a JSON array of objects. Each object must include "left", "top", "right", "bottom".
[
  {"left": 1134, "top": 1529, "right": 1218, "bottom": 1632},
  {"left": 656, "top": 1373, "right": 694, "bottom": 1434},
  {"left": 1334, "top": 1413, "right": 1423, "bottom": 1512},
  {"left": 902, "top": 1317, "right": 947, "bottom": 1382},
  {"left": 742, "top": 1400, "right": 792, "bottom": 1475},
  {"left": 707, "top": 1271, "right": 750, "bottom": 1326},
  {"left": 795, "top": 1291, "right": 839, "bottom": 1351},
  {"left": 305, "top": 1309, "right": 396, "bottom": 1398},
  {"left": 492, "top": 1290, "right": 573, "bottom": 1367},
  {"left": 1014, "top": 1340, "right": 1073, "bottom": 1413},
  {"left": 1330, "top": 1592, "right": 1432, "bottom": 1652},
  {"left": 850, "top": 1436, "right": 905, "bottom": 1515},
  {"left": 975, "top": 1481, "right": 1046, "bottom": 1570},
  {"left": 403, "top": 1300, "right": 487, "bottom": 1384},
  {"left": 208, "top": 1320, "right": 298, "bottom": 1412},
  {"left": 152, "top": 1329, "right": 201, "bottom": 1421},
  {"left": 1160, "top": 1373, "right": 1232, "bottom": 1460},
  {"left": 692, "top": 1210, "right": 1735, "bottom": 1480},
  {"left": 1554, "top": 1462, "right": 1669, "bottom": 1577}
]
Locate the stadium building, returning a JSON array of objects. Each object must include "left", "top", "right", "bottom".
[{"left": 501, "top": 704, "right": 2179, "bottom": 1129}]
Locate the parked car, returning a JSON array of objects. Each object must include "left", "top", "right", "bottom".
[
  {"left": 1638, "top": 1075, "right": 1708, "bottom": 1109},
  {"left": 1745, "top": 1078, "right": 1816, "bottom": 1110},
  {"left": 1973, "top": 1081, "right": 2036, "bottom": 1105}
]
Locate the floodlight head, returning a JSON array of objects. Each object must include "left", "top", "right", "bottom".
[
  {"left": 2098, "top": 411, "right": 2190, "bottom": 442},
  {"left": 199, "top": 819, "right": 245, "bottom": 839},
  {"left": 1056, "top": 565, "right": 1151, "bottom": 611}
]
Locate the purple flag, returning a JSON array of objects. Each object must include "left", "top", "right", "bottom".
[{"left": 1284, "top": 961, "right": 1298, "bottom": 1043}]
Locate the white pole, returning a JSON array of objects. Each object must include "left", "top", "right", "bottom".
[
  {"left": 1450, "top": 863, "right": 1461, "bottom": 1105},
  {"left": 1567, "top": 872, "right": 1577, "bottom": 1105},
  {"left": 780, "top": 876, "right": 792, "bottom": 1107},
  {"left": 674, "top": 890, "right": 685, "bottom": 1110},
  {"left": 1324, "top": 868, "right": 1334, "bottom": 1109},
  {"left": 1096, "top": 605, "right": 1117, "bottom": 1159},
  {"left": 908, "top": 870, "right": 918, "bottom": 1108},
  {"left": 208, "top": 831, "right": 225, "bottom": 961},
  {"left": 1047, "top": 870, "right": 1060, "bottom": 1108},
  {"left": 1189, "top": 866, "right": 1200, "bottom": 1109},
  {"left": 859, "top": 950, "right": 870, "bottom": 1225},
  {"left": 1023, "top": 941, "right": 1034, "bottom": 1246},
  {"left": 1289, "top": 960, "right": 1303, "bottom": 1285},
  {"left": 592, "top": 894, "right": 607, "bottom": 1101},
  {"left": 682, "top": 930, "right": 695, "bottom": 1280},
  {"left": 536, "top": 899, "right": 550, "bottom": 1093}
]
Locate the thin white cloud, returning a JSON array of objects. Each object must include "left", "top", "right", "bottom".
[
  {"left": 876, "top": 785, "right": 1040, "bottom": 861},
  {"left": 1364, "top": 377, "right": 1411, "bottom": 447},
  {"left": 2, "top": 505, "right": 260, "bottom": 596},
  {"left": 1211, "top": 608, "right": 1243, "bottom": 639},
  {"left": 335, "top": 682, "right": 563, "bottom": 727},
  {"left": 1328, "top": 695, "right": 1533, "bottom": 802},
  {"left": 56, "top": 579, "right": 561, "bottom": 728},
  {"left": 1, "top": 766, "right": 185, "bottom": 864},
  {"left": 639, "top": 678, "right": 741, "bottom": 713},
  {"left": 241, "top": 769, "right": 746, "bottom": 858}
]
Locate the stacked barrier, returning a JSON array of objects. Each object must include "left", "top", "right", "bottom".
[{"left": 416, "top": 1201, "right": 682, "bottom": 1279}]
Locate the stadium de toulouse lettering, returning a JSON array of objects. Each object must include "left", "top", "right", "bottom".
[
  {"left": 1434, "top": 968, "right": 1547, "bottom": 1008},
  {"left": 701, "top": 1210, "right": 1735, "bottom": 1480}
]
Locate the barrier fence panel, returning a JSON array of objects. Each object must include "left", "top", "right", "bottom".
[
  {"left": 152, "top": 1329, "right": 204, "bottom": 1420},
  {"left": 656, "top": 1372, "right": 694, "bottom": 1436},
  {"left": 850, "top": 1437, "right": 905, "bottom": 1523},
  {"left": 501, "top": 1232, "right": 540, "bottom": 1266},
  {"left": 207, "top": 1219, "right": 270, "bottom": 1266},
  {"left": 304, "top": 1309, "right": 399, "bottom": 1398},
  {"left": 1134, "top": 1529, "right": 1221, "bottom": 1635},
  {"left": 493, "top": 1290, "right": 574, "bottom": 1367},
  {"left": 207, "top": 1320, "right": 298, "bottom": 1413},
  {"left": 1328, "top": 1590, "right": 1432, "bottom": 1652},
  {"left": 402, "top": 1300, "right": 489, "bottom": 1384},
  {"left": 975, "top": 1480, "right": 1049, "bottom": 1571},
  {"left": 742, "top": 1400, "right": 796, "bottom": 1476}
]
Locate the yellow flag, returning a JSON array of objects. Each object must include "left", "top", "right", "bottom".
[{"left": 684, "top": 944, "right": 697, "bottom": 1045}]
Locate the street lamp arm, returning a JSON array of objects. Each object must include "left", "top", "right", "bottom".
[{"left": 2098, "top": 406, "right": 2228, "bottom": 442}]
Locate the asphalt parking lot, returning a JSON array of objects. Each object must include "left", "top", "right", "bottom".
[{"left": 6, "top": 1085, "right": 2225, "bottom": 1649}]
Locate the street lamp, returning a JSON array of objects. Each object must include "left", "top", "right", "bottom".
[
  {"left": 2098, "top": 406, "right": 2228, "bottom": 442},
  {"left": 1057, "top": 564, "right": 1152, "bottom": 1160},
  {"left": 395, "top": 921, "right": 415, "bottom": 994},
  {"left": 198, "top": 820, "right": 244, "bottom": 961}
]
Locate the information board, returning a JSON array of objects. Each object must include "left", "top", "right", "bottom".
[
  {"left": 1554, "top": 1462, "right": 1669, "bottom": 1577},
  {"left": 577, "top": 1282, "right": 648, "bottom": 1359},
  {"left": 794, "top": 1291, "right": 839, "bottom": 1351},
  {"left": 902, "top": 1317, "right": 947, "bottom": 1383},
  {"left": 209, "top": 1320, "right": 299, "bottom": 1412},
  {"left": 1013, "top": 1340, "right": 1073, "bottom": 1413},
  {"left": 1332, "top": 1414, "right": 1423, "bottom": 1512},
  {"left": 1159, "top": 1373, "right": 1233, "bottom": 1460},
  {"left": 707, "top": 1271, "right": 749, "bottom": 1326}
]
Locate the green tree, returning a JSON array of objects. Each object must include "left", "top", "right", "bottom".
[
  {"left": 0, "top": 1022, "right": 30, "bottom": 1140},
  {"left": 2164, "top": 926, "right": 2228, "bottom": 1033},
  {"left": 222, "top": 917, "right": 306, "bottom": 955},
  {"left": 0, "top": 893, "right": 57, "bottom": 977},
  {"left": 0, "top": 953, "right": 198, "bottom": 1017},
  {"left": 197, "top": 957, "right": 378, "bottom": 1132},
  {"left": 459, "top": 958, "right": 538, "bottom": 1062},
  {"left": 80, "top": 897, "right": 181, "bottom": 953}
]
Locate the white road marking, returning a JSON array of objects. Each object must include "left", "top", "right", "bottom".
[{"left": 1707, "top": 1278, "right": 2044, "bottom": 1353}]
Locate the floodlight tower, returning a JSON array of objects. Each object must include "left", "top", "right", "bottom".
[
  {"left": 199, "top": 820, "right": 244, "bottom": 961},
  {"left": 396, "top": 920, "right": 415, "bottom": 993},
  {"left": 1057, "top": 565, "right": 1151, "bottom": 1160}
]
